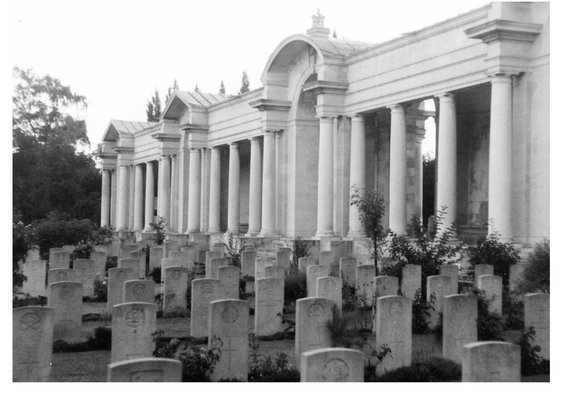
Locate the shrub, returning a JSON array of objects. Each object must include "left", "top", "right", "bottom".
[
  {"left": 518, "top": 327, "right": 550, "bottom": 376},
  {"left": 327, "top": 305, "right": 372, "bottom": 349},
  {"left": 13, "top": 295, "right": 47, "bottom": 308},
  {"left": 71, "top": 239, "right": 93, "bottom": 261},
  {"left": 222, "top": 233, "right": 244, "bottom": 267},
  {"left": 412, "top": 289, "right": 432, "bottom": 334},
  {"left": 52, "top": 327, "right": 111, "bottom": 352},
  {"left": 13, "top": 220, "right": 36, "bottom": 287},
  {"left": 515, "top": 239, "right": 549, "bottom": 294},
  {"left": 465, "top": 288, "right": 504, "bottom": 340},
  {"left": 93, "top": 277, "right": 107, "bottom": 302},
  {"left": 105, "top": 256, "right": 117, "bottom": 271},
  {"left": 503, "top": 293, "right": 523, "bottom": 329},
  {"left": 149, "top": 217, "right": 166, "bottom": 245},
  {"left": 286, "top": 237, "right": 310, "bottom": 274},
  {"left": 149, "top": 266, "right": 162, "bottom": 284},
  {"left": 34, "top": 216, "right": 96, "bottom": 259},
  {"left": 467, "top": 232, "right": 519, "bottom": 288},
  {"left": 373, "top": 356, "right": 461, "bottom": 382},
  {"left": 284, "top": 272, "right": 306, "bottom": 304},
  {"left": 248, "top": 334, "right": 300, "bottom": 382}
]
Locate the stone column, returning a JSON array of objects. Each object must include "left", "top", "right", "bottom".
[
  {"left": 315, "top": 116, "right": 334, "bottom": 237},
  {"left": 116, "top": 165, "right": 129, "bottom": 231},
  {"left": 413, "top": 129, "right": 425, "bottom": 222},
  {"left": 133, "top": 164, "right": 144, "bottom": 231},
  {"left": 489, "top": 74, "right": 513, "bottom": 240},
  {"left": 158, "top": 156, "right": 171, "bottom": 223},
  {"left": 187, "top": 148, "right": 201, "bottom": 233},
  {"left": 248, "top": 137, "right": 262, "bottom": 236},
  {"left": 260, "top": 131, "right": 276, "bottom": 236},
  {"left": 101, "top": 170, "right": 110, "bottom": 227},
  {"left": 208, "top": 147, "right": 221, "bottom": 233},
  {"left": 170, "top": 155, "right": 177, "bottom": 231},
  {"left": 389, "top": 105, "right": 407, "bottom": 234},
  {"left": 347, "top": 114, "right": 366, "bottom": 237},
  {"left": 275, "top": 131, "right": 282, "bottom": 232},
  {"left": 128, "top": 165, "right": 135, "bottom": 230},
  {"left": 227, "top": 142, "right": 240, "bottom": 234},
  {"left": 436, "top": 93, "right": 457, "bottom": 230},
  {"left": 144, "top": 161, "right": 155, "bottom": 231},
  {"left": 110, "top": 169, "right": 117, "bottom": 227}
]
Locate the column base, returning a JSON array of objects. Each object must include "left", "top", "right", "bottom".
[
  {"left": 346, "top": 231, "right": 366, "bottom": 238},
  {"left": 245, "top": 231, "right": 260, "bottom": 237},
  {"left": 258, "top": 231, "right": 277, "bottom": 237},
  {"left": 313, "top": 232, "right": 336, "bottom": 239}
]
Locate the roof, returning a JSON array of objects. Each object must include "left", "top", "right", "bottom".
[
  {"left": 175, "top": 90, "right": 232, "bottom": 108},
  {"left": 102, "top": 119, "right": 159, "bottom": 141},
  {"left": 308, "top": 36, "right": 373, "bottom": 57}
]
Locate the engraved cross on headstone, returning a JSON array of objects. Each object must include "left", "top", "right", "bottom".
[
  {"left": 19, "top": 351, "right": 38, "bottom": 380},
  {"left": 222, "top": 338, "right": 237, "bottom": 370}
]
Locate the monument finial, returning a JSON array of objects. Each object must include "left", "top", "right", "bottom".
[
  {"left": 307, "top": 9, "right": 330, "bottom": 38},
  {"left": 312, "top": 9, "right": 325, "bottom": 28}
]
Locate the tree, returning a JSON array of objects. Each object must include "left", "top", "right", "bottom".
[
  {"left": 12, "top": 67, "right": 101, "bottom": 224},
  {"left": 165, "top": 79, "right": 179, "bottom": 104},
  {"left": 239, "top": 70, "right": 250, "bottom": 94},
  {"left": 194, "top": 84, "right": 201, "bottom": 93},
  {"left": 219, "top": 80, "right": 226, "bottom": 94},
  {"left": 146, "top": 89, "right": 161, "bottom": 122}
]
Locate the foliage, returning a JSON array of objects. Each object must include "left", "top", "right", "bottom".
[
  {"left": 384, "top": 208, "right": 461, "bottom": 297},
  {"left": 239, "top": 70, "right": 250, "bottom": 94},
  {"left": 146, "top": 89, "right": 162, "bottom": 122},
  {"left": 247, "top": 334, "right": 300, "bottom": 382},
  {"left": 517, "top": 327, "right": 550, "bottom": 376},
  {"left": 467, "top": 232, "right": 520, "bottom": 288},
  {"left": 33, "top": 216, "right": 97, "bottom": 259},
  {"left": 222, "top": 233, "right": 245, "bottom": 267},
  {"left": 165, "top": 79, "right": 179, "bottom": 104},
  {"left": 284, "top": 272, "right": 307, "bottom": 304},
  {"left": 13, "top": 220, "right": 36, "bottom": 286},
  {"left": 105, "top": 256, "right": 118, "bottom": 271},
  {"left": 13, "top": 295, "right": 47, "bottom": 308},
  {"left": 363, "top": 344, "right": 393, "bottom": 381},
  {"left": 93, "top": 278, "right": 107, "bottom": 302},
  {"left": 350, "top": 189, "right": 387, "bottom": 270},
  {"left": 469, "top": 288, "right": 504, "bottom": 340},
  {"left": 13, "top": 67, "right": 100, "bottom": 224},
  {"left": 326, "top": 305, "right": 373, "bottom": 350},
  {"left": 149, "top": 266, "right": 162, "bottom": 284},
  {"left": 372, "top": 356, "right": 461, "bottom": 382},
  {"left": 285, "top": 237, "right": 310, "bottom": 274},
  {"left": 422, "top": 155, "right": 436, "bottom": 227},
  {"left": 515, "top": 239, "right": 550, "bottom": 294},
  {"left": 71, "top": 239, "right": 93, "bottom": 261},
  {"left": 53, "top": 327, "right": 111, "bottom": 352},
  {"left": 219, "top": 80, "right": 226, "bottom": 94},
  {"left": 503, "top": 293, "right": 523, "bottom": 329},
  {"left": 153, "top": 333, "right": 222, "bottom": 382},
  {"left": 412, "top": 289, "right": 433, "bottom": 334},
  {"left": 149, "top": 217, "right": 167, "bottom": 245}
]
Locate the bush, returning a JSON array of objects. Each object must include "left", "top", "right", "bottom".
[
  {"left": 149, "top": 217, "right": 166, "bottom": 245},
  {"left": 518, "top": 327, "right": 550, "bottom": 376},
  {"left": 248, "top": 334, "right": 299, "bottom": 382},
  {"left": 412, "top": 289, "right": 432, "bottom": 334},
  {"left": 503, "top": 293, "right": 523, "bottom": 330},
  {"left": 13, "top": 295, "right": 47, "bottom": 308},
  {"left": 105, "top": 256, "right": 117, "bottom": 271},
  {"left": 71, "top": 240, "right": 93, "bottom": 261},
  {"left": 13, "top": 220, "right": 36, "bottom": 287},
  {"left": 34, "top": 216, "right": 96, "bottom": 259},
  {"left": 286, "top": 237, "right": 310, "bottom": 274},
  {"left": 284, "top": 272, "right": 306, "bottom": 304},
  {"left": 515, "top": 239, "right": 549, "bottom": 294},
  {"left": 93, "top": 278, "right": 107, "bottom": 302},
  {"left": 373, "top": 356, "right": 461, "bottom": 382},
  {"left": 467, "top": 232, "right": 520, "bottom": 288},
  {"left": 222, "top": 233, "right": 245, "bottom": 267},
  {"left": 52, "top": 327, "right": 111, "bottom": 352},
  {"left": 149, "top": 266, "right": 162, "bottom": 284},
  {"left": 466, "top": 288, "right": 504, "bottom": 340}
]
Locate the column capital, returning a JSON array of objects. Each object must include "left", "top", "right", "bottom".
[
  {"left": 489, "top": 73, "right": 514, "bottom": 83},
  {"left": 249, "top": 136, "right": 261, "bottom": 143},
  {"left": 387, "top": 103, "right": 405, "bottom": 113},
  {"left": 350, "top": 113, "right": 365, "bottom": 122},
  {"left": 263, "top": 128, "right": 282, "bottom": 135},
  {"left": 435, "top": 92, "right": 455, "bottom": 101},
  {"left": 229, "top": 142, "right": 239, "bottom": 149}
]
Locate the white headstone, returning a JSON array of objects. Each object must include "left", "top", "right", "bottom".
[
  {"left": 443, "top": 294, "right": 477, "bottom": 363},
  {"left": 124, "top": 280, "right": 155, "bottom": 304},
  {"left": 93, "top": 244, "right": 108, "bottom": 254},
  {"left": 426, "top": 275, "right": 454, "bottom": 329},
  {"left": 316, "top": 276, "right": 343, "bottom": 312},
  {"left": 111, "top": 302, "right": 156, "bottom": 363},
  {"left": 190, "top": 279, "right": 221, "bottom": 337},
  {"left": 307, "top": 265, "right": 330, "bottom": 297},
  {"left": 524, "top": 293, "right": 549, "bottom": 359},
  {"left": 255, "top": 256, "right": 276, "bottom": 279},
  {"left": 50, "top": 251, "right": 71, "bottom": 269},
  {"left": 48, "top": 281, "right": 83, "bottom": 342},
  {"left": 241, "top": 250, "right": 257, "bottom": 277},
  {"left": 300, "top": 348, "right": 364, "bottom": 382},
  {"left": 218, "top": 266, "right": 240, "bottom": 299},
  {"left": 169, "top": 251, "right": 192, "bottom": 270},
  {"left": 73, "top": 259, "right": 96, "bottom": 297},
  {"left": 13, "top": 306, "right": 54, "bottom": 381},
  {"left": 255, "top": 277, "right": 284, "bottom": 336},
  {"left": 47, "top": 268, "right": 75, "bottom": 285},
  {"left": 22, "top": 260, "right": 47, "bottom": 297},
  {"left": 477, "top": 274, "right": 502, "bottom": 314},
  {"left": 474, "top": 264, "right": 494, "bottom": 281},
  {"left": 163, "top": 267, "right": 188, "bottom": 314},
  {"left": 462, "top": 342, "right": 521, "bottom": 382},
  {"left": 298, "top": 257, "right": 317, "bottom": 273},
  {"left": 295, "top": 297, "right": 334, "bottom": 368},
  {"left": 90, "top": 250, "right": 107, "bottom": 277},
  {"left": 107, "top": 357, "right": 182, "bottom": 382},
  {"left": 439, "top": 264, "right": 459, "bottom": 293},
  {"left": 264, "top": 265, "right": 286, "bottom": 279},
  {"left": 355, "top": 264, "right": 375, "bottom": 306},
  {"left": 209, "top": 300, "right": 249, "bottom": 381},
  {"left": 118, "top": 258, "right": 142, "bottom": 278},
  {"left": 130, "top": 250, "right": 146, "bottom": 278},
  {"left": 276, "top": 247, "right": 292, "bottom": 269},
  {"left": 373, "top": 275, "right": 398, "bottom": 298},
  {"left": 375, "top": 295, "right": 412, "bottom": 375},
  {"left": 149, "top": 246, "right": 164, "bottom": 270},
  {"left": 107, "top": 268, "right": 134, "bottom": 313},
  {"left": 339, "top": 257, "right": 356, "bottom": 286},
  {"left": 401, "top": 264, "right": 421, "bottom": 300},
  {"left": 509, "top": 263, "right": 528, "bottom": 292},
  {"left": 319, "top": 250, "right": 337, "bottom": 276}
]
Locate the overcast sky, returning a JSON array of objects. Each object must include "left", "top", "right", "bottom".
[{"left": 12, "top": 0, "right": 490, "bottom": 155}]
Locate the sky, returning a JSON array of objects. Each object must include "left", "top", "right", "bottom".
[{"left": 11, "top": 0, "right": 491, "bottom": 156}]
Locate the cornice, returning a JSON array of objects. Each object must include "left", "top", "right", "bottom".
[
  {"left": 464, "top": 19, "right": 542, "bottom": 44},
  {"left": 303, "top": 80, "right": 348, "bottom": 95},
  {"left": 151, "top": 132, "right": 182, "bottom": 142},
  {"left": 249, "top": 99, "right": 292, "bottom": 112}
]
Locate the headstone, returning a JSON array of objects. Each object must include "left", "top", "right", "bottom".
[
  {"left": 375, "top": 295, "right": 412, "bottom": 375},
  {"left": 73, "top": 259, "right": 96, "bottom": 297},
  {"left": 111, "top": 302, "right": 156, "bottom": 363},
  {"left": 439, "top": 264, "right": 459, "bottom": 293},
  {"left": 62, "top": 244, "right": 76, "bottom": 252},
  {"left": 339, "top": 257, "right": 356, "bottom": 287},
  {"left": 205, "top": 250, "right": 223, "bottom": 266},
  {"left": 264, "top": 265, "right": 286, "bottom": 279},
  {"left": 50, "top": 251, "right": 71, "bottom": 269},
  {"left": 307, "top": 265, "right": 330, "bottom": 297},
  {"left": 295, "top": 297, "right": 334, "bottom": 368},
  {"left": 49, "top": 248, "right": 64, "bottom": 263},
  {"left": 130, "top": 250, "right": 147, "bottom": 278},
  {"left": 211, "top": 243, "right": 225, "bottom": 253},
  {"left": 477, "top": 274, "right": 502, "bottom": 314},
  {"left": 241, "top": 250, "right": 257, "bottom": 277},
  {"left": 118, "top": 258, "right": 142, "bottom": 278},
  {"left": 373, "top": 275, "right": 398, "bottom": 298},
  {"left": 426, "top": 275, "right": 453, "bottom": 329},
  {"left": 276, "top": 247, "right": 292, "bottom": 269},
  {"left": 355, "top": 264, "right": 375, "bottom": 306},
  {"left": 316, "top": 276, "right": 343, "bottom": 312},
  {"left": 90, "top": 250, "right": 107, "bottom": 277},
  {"left": 47, "top": 268, "right": 75, "bottom": 285},
  {"left": 149, "top": 246, "right": 164, "bottom": 270},
  {"left": 48, "top": 281, "right": 83, "bottom": 342},
  {"left": 524, "top": 293, "right": 549, "bottom": 359},
  {"left": 209, "top": 300, "right": 249, "bottom": 381},
  {"left": 124, "top": 280, "right": 155, "bottom": 303},
  {"left": 207, "top": 257, "right": 231, "bottom": 279},
  {"left": 319, "top": 250, "right": 337, "bottom": 276},
  {"left": 462, "top": 342, "right": 520, "bottom": 382},
  {"left": 107, "top": 357, "right": 182, "bottom": 382},
  {"left": 93, "top": 244, "right": 108, "bottom": 254},
  {"left": 22, "top": 260, "right": 47, "bottom": 297},
  {"left": 26, "top": 246, "right": 40, "bottom": 261},
  {"left": 181, "top": 245, "right": 198, "bottom": 264},
  {"left": 163, "top": 267, "right": 188, "bottom": 314},
  {"left": 255, "top": 278, "right": 284, "bottom": 336},
  {"left": 509, "top": 263, "right": 528, "bottom": 292},
  {"left": 108, "top": 238, "right": 121, "bottom": 258},
  {"left": 169, "top": 251, "right": 192, "bottom": 269},
  {"left": 401, "top": 264, "right": 421, "bottom": 300},
  {"left": 443, "top": 294, "right": 477, "bottom": 363},
  {"left": 121, "top": 244, "right": 140, "bottom": 258},
  {"left": 218, "top": 266, "right": 240, "bottom": 299},
  {"left": 13, "top": 306, "right": 54, "bottom": 382},
  {"left": 255, "top": 256, "right": 275, "bottom": 279},
  {"left": 190, "top": 279, "right": 221, "bottom": 337},
  {"left": 300, "top": 348, "right": 364, "bottom": 382},
  {"left": 107, "top": 268, "right": 134, "bottom": 313},
  {"left": 298, "top": 257, "right": 317, "bottom": 273},
  {"left": 474, "top": 264, "right": 494, "bottom": 281}
]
